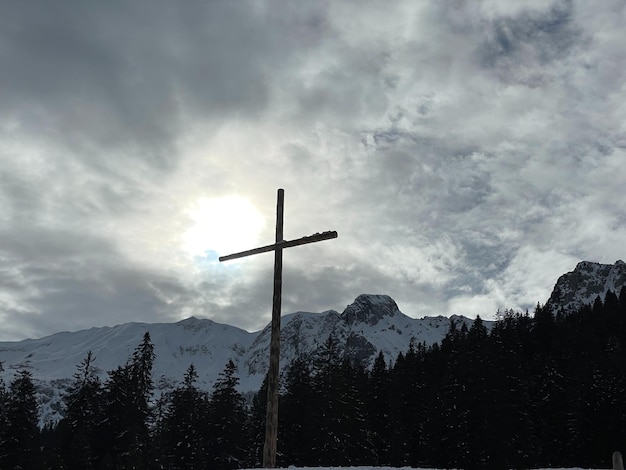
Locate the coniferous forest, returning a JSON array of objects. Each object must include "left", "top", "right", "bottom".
[{"left": 1, "top": 288, "right": 625, "bottom": 469}]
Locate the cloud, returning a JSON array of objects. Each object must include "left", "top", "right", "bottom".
[
  {"left": 0, "top": 0, "right": 625, "bottom": 340},
  {"left": 477, "top": 0, "right": 583, "bottom": 86}
]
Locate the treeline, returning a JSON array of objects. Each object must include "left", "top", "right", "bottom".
[
  {"left": 0, "top": 333, "right": 253, "bottom": 469},
  {"left": 1, "top": 288, "right": 625, "bottom": 469}
]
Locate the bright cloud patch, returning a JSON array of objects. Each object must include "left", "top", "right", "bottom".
[{"left": 182, "top": 196, "right": 265, "bottom": 260}]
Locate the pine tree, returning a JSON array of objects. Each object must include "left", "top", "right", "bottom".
[
  {"left": 59, "top": 351, "right": 104, "bottom": 469},
  {"left": 368, "top": 351, "right": 391, "bottom": 465},
  {"left": 278, "top": 356, "right": 315, "bottom": 467},
  {"left": 2, "top": 369, "right": 41, "bottom": 469},
  {"left": 131, "top": 332, "right": 156, "bottom": 405},
  {"left": 101, "top": 331, "right": 156, "bottom": 468},
  {"left": 398, "top": 341, "right": 430, "bottom": 467},
  {"left": 207, "top": 359, "right": 248, "bottom": 469},
  {"left": 309, "top": 336, "right": 374, "bottom": 466},
  {"left": 577, "top": 301, "right": 626, "bottom": 467},
  {"left": 340, "top": 360, "right": 374, "bottom": 465},
  {"left": 464, "top": 316, "right": 492, "bottom": 468},
  {"left": 159, "top": 364, "right": 210, "bottom": 469},
  {"left": 488, "top": 310, "right": 539, "bottom": 469},
  {"left": 427, "top": 319, "right": 471, "bottom": 468},
  {"left": 0, "top": 362, "right": 9, "bottom": 466},
  {"left": 101, "top": 363, "right": 134, "bottom": 467},
  {"left": 247, "top": 373, "right": 268, "bottom": 467},
  {"left": 388, "top": 351, "right": 410, "bottom": 465},
  {"left": 130, "top": 331, "right": 156, "bottom": 466},
  {"left": 309, "top": 335, "right": 343, "bottom": 465}
]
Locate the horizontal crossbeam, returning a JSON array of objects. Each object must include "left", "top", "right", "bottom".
[{"left": 218, "top": 230, "right": 338, "bottom": 262}]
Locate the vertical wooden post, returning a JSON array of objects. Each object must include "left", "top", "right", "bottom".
[
  {"left": 219, "top": 188, "right": 336, "bottom": 467},
  {"left": 263, "top": 188, "right": 284, "bottom": 468}
]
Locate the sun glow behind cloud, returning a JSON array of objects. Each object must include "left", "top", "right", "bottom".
[{"left": 182, "top": 196, "right": 265, "bottom": 262}]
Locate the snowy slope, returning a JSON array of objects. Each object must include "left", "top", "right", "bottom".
[
  {"left": 0, "top": 316, "right": 257, "bottom": 424},
  {"left": 545, "top": 260, "right": 626, "bottom": 314},
  {"left": 2, "top": 260, "right": 625, "bottom": 426},
  {"left": 242, "top": 295, "right": 475, "bottom": 390},
  {"left": 0, "top": 317, "right": 255, "bottom": 385},
  {"left": 240, "top": 466, "right": 595, "bottom": 470},
  {"left": 0, "top": 294, "right": 471, "bottom": 425}
]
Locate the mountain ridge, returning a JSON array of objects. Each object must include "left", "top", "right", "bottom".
[
  {"left": 545, "top": 259, "right": 626, "bottom": 314},
  {"left": 0, "top": 294, "right": 473, "bottom": 425},
  {"left": 1, "top": 259, "right": 625, "bottom": 426}
]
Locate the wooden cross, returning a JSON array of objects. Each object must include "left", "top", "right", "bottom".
[{"left": 219, "top": 188, "right": 337, "bottom": 468}]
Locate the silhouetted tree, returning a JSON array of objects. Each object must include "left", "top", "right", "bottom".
[
  {"left": 159, "top": 364, "right": 210, "bottom": 469},
  {"left": 278, "top": 357, "right": 315, "bottom": 467},
  {"left": 207, "top": 359, "right": 247, "bottom": 469},
  {"left": 101, "top": 332, "right": 155, "bottom": 468},
  {"left": 246, "top": 372, "right": 267, "bottom": 467},
  {"left": 59, "top": 351, "right": 104, "bottom": 469},
  {"left": 367, "top": 351, "right": 392, "bottom": 465},
  {"left": 0, "top": 362, "right": 9, "bottom": 466},
  {"left": 3, "top": 370, "right": 40, "bottom": 469}
]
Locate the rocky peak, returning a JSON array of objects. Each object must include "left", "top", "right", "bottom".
[
  {"left": 545, "top": 260, "right": 626, "bottom": 314},
  {"left": 341, "top": 294, "right": 400, "bottom": 326}
]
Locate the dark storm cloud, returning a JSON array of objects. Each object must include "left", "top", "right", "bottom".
[
  {"left": 0, "top": 224, "right": 173, "bottom": 338},
  {"left": 0, "top": 0, "right": 301, "bottom": 171},
  {"left": 477, "top": 0, "right": 583, "bottom": 85},
  {"left": 3, "top": 265, "right": 185, "bottom": 340}
]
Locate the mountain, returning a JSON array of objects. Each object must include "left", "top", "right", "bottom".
[
  {"left": 1, "top": 260, "right": 625, "bottom": 426},
  {"left": 0, "top": 317, "right": 259, "bottom": 426},
  {"left": 0, "top": 294, "right": 472, "bottom": 425},
  {"left": 544, "top": 260, "right": 626, "bottom": 314},
  {"left": 243, "top": 294, "right": 475, "bottom": 381}
]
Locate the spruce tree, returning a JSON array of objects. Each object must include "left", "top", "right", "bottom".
[
  {"left": 131, "top": 332, "right": 156, "bottom": 404},
  {"left": 0, "top": 362, "right": 9, "bottom": 466},
  {"left": 3, "top": 369, "right": 40, "bottom": 469},
  {"left": 101, "top": 331, "right": 156, "bottom": 468},
  {"left": 399, "top": 341, "right": 430, "bottom": 467},
  {"left": 388, "top": 351, "right": 410, "bottom": 465},
  {"left": 159, "top": 364, "right": 210, "bottom": 469},
  {"left": 488, "top": 310, "right": 539, "bottom": 469},
  {"left": 278, "top": 356, "right": 315, "bottom": 467},
  {"left": 309, "top": 335, "right": 374, "bottom": 466},
  {"left": 367, "top": 351, "right": 392, "bottom": 465},
  {"left": 337, "top": 360, "right": 375, "bottom": 465},
  {"left": 101, "top": 363, "right": 134, "bottom": 467},
  {"left": 60, "top": 351, "right": 103, "bottom": 469},
  {"left": 309, "top": 335, "right": 343, "bottom": 465},
  {"left": 427, "top": 319, "right": 471, "bottom": 468},
  {"left": 207, "top": 359, "right": 247, "bottom": 469},
  {"left": 247, "top": 373, "right": 268, "bottom": 467},
  {"left": 464, "top": 316, "right": 492, "bottom": 467}
]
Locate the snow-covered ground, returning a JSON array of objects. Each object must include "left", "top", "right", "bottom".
[{"left": 241, "top": 467, "right": 598, "bottom": 470}]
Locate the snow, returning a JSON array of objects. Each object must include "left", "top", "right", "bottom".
[
  {"left": 546, "top": 260, "right": 626, "bottom": 314},
  {"left": 1, "top": 294, "right": 479, "bottom": 425},
  {"left": 2, "top": 259, "right": 625, "bottom": 426},
  {"left": 241, "top": 467, "right": 597, "bottom": 470}
]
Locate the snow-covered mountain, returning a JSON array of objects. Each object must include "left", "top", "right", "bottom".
[
  {"left": 1, "top": 260, "right": 625, "bottom": 426},
  {"left": 243, "top": 294, "right": 473, "bottom": 382},
  {"left": 545, "top": 260, "right": 626, "bottom": 314},
  {"left": 0, "top": 316, "right": 259, "bottom": 425},
  {"left": 0, "top": 294, "right": 470, "bottom": 425}
]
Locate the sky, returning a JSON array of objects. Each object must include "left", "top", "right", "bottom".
[{"left": 1, "top": 0, "right": 625, "bottom": 342}]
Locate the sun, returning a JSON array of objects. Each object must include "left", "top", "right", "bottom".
[{"left": 182, "top": 195, "right": 265, "bottom": 261}]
